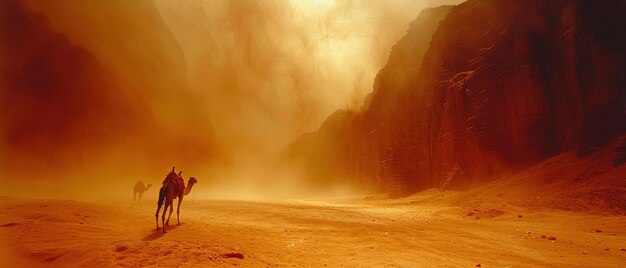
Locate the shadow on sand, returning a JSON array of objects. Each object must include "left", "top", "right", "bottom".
[{"left": 141, "top": 223, "right": 184, "bottom": 241}]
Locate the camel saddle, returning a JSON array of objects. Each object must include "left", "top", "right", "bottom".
[{"left": 162, "top": 171, "right": 185, "bottom": 193}]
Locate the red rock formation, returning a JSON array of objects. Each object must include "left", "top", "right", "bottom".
[
  {"left": 1, "top": 0, "right": 150, "bottom": 161},
  {"left": 290, "top": 0, "right": 626, "bottom": 195},
  {"left": 287, "top": 5, "right": 454, "bottom": 191},
  {"left": 0, "top": 0, "right": 216, "bottom": 178}
]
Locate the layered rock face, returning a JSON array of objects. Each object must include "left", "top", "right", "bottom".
[{"left": 290, "top": 0, "right": 626, "bottom": 195}]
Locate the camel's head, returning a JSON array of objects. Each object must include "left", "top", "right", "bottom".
[
  {"left": 188, "top": 177, "right": 198, "bottom": 186},
  {"left": 146, "top": 184, "right": 152, "bottom": 189}
]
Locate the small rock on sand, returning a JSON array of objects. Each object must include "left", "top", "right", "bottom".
[
  {"left": 595, "top": 229, "right": 602, "bottom": 233},
  {"left": 541, "top": 235, "right": 546, "bottom": 238},
  {"left": 620, "top": 248, "right": 625, "bottom": 251},
  {"left": 475, "top": 263, "right": 481, "bottom": 267},
  {"left": 223, "top": 252, "right": 244, "bottom": 259},
  {"left": 548, "top": 236, "right": 557, "bottom": 241}
]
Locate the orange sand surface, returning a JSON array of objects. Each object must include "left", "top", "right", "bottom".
[{"left": 1, "top": 192, "right": 625, "bottom": 267}]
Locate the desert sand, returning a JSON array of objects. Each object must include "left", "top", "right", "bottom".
[{"left": 1, "top": 190, "right": 625, "bottom": 267}]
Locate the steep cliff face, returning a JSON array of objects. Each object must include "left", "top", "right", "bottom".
[
  {"left": 21, "top": 0, "right": 216, "bottom": 154},
  {"left": 1, "top": 0, "right": 148, "bottom": 169},
  {"left": 287, "top": 5, "right": 454, "bottom": 191},
  {"left": 0, "top": 0, "right": 215, "bottom": 182},
  {"left": 417, "top": 0, "right": 626, "bottom": 191},
  {"left": 291, "top": 0, "right": 626, "bottom": 195}
]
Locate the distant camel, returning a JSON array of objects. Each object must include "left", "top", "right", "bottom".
[
  {"left": 155, "top": 167, "right": 198, "bottom": 233},
  {"left": 133, "top": 181, "right": 152, "bottom": 202}
]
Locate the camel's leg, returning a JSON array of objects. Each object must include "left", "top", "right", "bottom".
[
  {"left": 162, "top": 200, "right": 170, "bottom": 233},
  {"left": 155, "top": 201, "right": 163, "bottom": 229},
  {"left": 165, "top": 201, "right": 174, "bottom": 226},
  {"left": 177, "top": 196, "right": 183, "bottom": 225},
  {"left": 134, "top": 191, "right": 137, "bottom": 202},
  {"left": 139, "top": 191, "right": 143, "bottom": 202}
]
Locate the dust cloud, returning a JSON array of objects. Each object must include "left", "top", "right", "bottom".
[
  {"left": 153, "top": 0, "right": 462, "bottom": 198},
  {"left": 156, "top": 0, "right": 461, "bottom": 156},
  {"left": 0, "top": 0, "right": 461, "bottom": 200}
]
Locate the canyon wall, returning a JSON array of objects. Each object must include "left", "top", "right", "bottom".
[
  {"left": 0, "top": 0, "right": 216, "bottom": 195},
  {"left": 289, "top": 0, "right": 626, "bottom": 195}
]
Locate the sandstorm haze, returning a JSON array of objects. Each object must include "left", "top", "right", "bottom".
[
  {"left": 0, "top": 0, "right": 461, "bottom": 199},
  {"left": 3, "top": 1, "right": 626, "bottom": 267},
  {"left": 154, "top": 0, "right": 463, "bottom": 157}
]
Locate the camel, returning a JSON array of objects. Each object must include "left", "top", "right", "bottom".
[
  {"left": 133, "top": 181, "right": 152, "bottom": 202},
  {"left": 155, "top": 167, "right": 198, "bottom": 233}
]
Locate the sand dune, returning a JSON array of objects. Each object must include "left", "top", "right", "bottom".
[{"left": 1, "top": 192, "right": 625, "bottom": 267}]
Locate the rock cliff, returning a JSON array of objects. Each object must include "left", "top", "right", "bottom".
[
  {"left": 289, "top": 0, "right": 626, "bottom": 195},
  {"left": 1, "top": 0, "right": 215, "bottom": 178}
]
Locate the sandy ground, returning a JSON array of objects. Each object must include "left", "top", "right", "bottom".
[{"left": 1, "top": 191, "right": 625, "bottom": 267}]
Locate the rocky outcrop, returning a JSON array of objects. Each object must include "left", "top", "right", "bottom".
[{"left": 289, "top": 0, "right": 626, "bottom": 195}]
